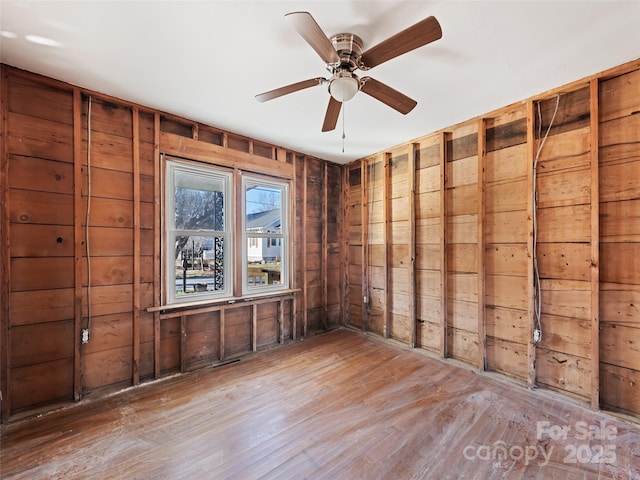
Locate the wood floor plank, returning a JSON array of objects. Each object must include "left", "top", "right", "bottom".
[{"left": 1, "top": 329, "right": 638, "bottom": 479}]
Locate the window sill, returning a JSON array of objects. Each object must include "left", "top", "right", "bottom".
[{"left": 147, "top": 288, "right": 301, "bottom": 314}]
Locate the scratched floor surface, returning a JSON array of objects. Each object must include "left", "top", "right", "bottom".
[{"left": 1, "top": 329, "right": 639, "bottom": 479}]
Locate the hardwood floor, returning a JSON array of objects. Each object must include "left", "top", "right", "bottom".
[{"left": 1, "top": 329, "right": 639, "bottom": 479}]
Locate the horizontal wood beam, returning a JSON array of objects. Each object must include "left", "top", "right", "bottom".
[
  {"left": 161, "top": 133, "right": 294, "bottom": 179},
  {"left": 148, "top": 289, "right": 301, "bottom": 313},
  {"left": 156, "top": 293, "right": 298, "bottom": 320}
]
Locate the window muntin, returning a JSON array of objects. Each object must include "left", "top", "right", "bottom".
[
  {"left": 242, "top": 178, "right": 288, "bottom": 293},
  {"left": 166, "top": 161, "right": 232, "bottom": 303}
]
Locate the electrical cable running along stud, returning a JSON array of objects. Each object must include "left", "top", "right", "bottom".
[{"left": 255, "top": 12, "right": 442, "bottom": 132}]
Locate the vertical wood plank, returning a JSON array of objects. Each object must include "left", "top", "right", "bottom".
[
  {"left": 383, "top": 153, "right": 390, "bottom": 338},
  {"left": 361, "top": 158, "right": 370, "bottom": 333},
  {"left": 132, "top": 107, "right": 141, "bottom": 385},
  {"left": 409, "top": 144, "right": 417, "bottom": 348},
  {"left": 322, "top": 162, "right": 328, "bottom": 330},
  {"left": 589, "top": 78, "right": 600, "bottom": 410},
  {"left": 73, "top": 88, "right": 83, "bottom": 402},
  {"left": 219, "top": 310, "right": 225, "bottom": 362},
  {"left": 0, "top": 67, "right": 10, "bottom": 420},
  {"left": 279, "top": 299, "right": 285, "bottom": 345},
  {"left": 341, "top": 165, "right": 349, "bottom": 325},
  {"left": 180, "top": 315, "right": 186, "bottom": 373},
  {"left": 477, "top": 119, "right": 487, "bottom": 370},
  {"left": 234, "top": 169, "right": 243, "bottom": 297},
  {"left": 291, "top": 297, "right": 298, "bottom": 341},
  {"left": 291, "top": 297, "right": 297, "bottom": 341},
  {"left": 153, "top": 314, "right": 160, "bottom": 378},
  {"left": 302, "top": 159, "right": 308, "bottom": 338},
  {"left": 252, "top": 304, "right": 257, "bottom": 352},
  {"left": 289, "top": 294, "right": 296, "bottom": 340},
  {"left": 153, "top": 113, "right": 161, "bottom": 379},
  {"left": 291, "top": 156, "right": 298, "bottom": 341},
  {"left": 440, "top": 133, "right": 448, "bottom": 358},
  {"left": 526, "top": 99, "right": 537, "bottom": 389}
]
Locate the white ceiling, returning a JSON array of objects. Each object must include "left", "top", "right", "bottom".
[{"left": 1, "top": 1, "right": 638, "bottom": 164}]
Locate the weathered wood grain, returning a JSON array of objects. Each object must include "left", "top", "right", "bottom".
[
  {"left": 536, "top": 347, "right": 591, "bottom": 401},
  {"left": 5, "top": 327, "right": 640, "bottom": 479},
  {"left": 485, "top": 143, "right": 527, "bottom": 184},
  {"left": 600, "top": 282, "right": 640, "bottom": 326},
  {"left": 485, "top": 306, "right": 528, "bottom": 344},
  {"left": 10, "top": 321, "right": 75, "bottom": 367},
  {"left": 485, "top": 336, "right": 528, "bottom": 380},
  {"left": 599, "top": 68, "right": 640, "bottom": 122},
  {"left": 486, "top": 117, "right": 527, "bottom": 151},
  {"left": 7, "top": 74, "right": 73, "bottom": 124},
  {"left": 9, "top": 358, "right": 73, "bottom": 411},
  {"left": 600, "top": 362, "right": 640, "bottom": 416}
]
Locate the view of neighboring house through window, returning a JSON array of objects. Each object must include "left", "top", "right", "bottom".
[
  {"left": 165, "top": 160, "right": 232, "bottom": 303},
  {"left": 243, "top": 176, "right": 288, "bottom": 293}
]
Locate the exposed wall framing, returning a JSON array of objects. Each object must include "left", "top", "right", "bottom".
[
  {"left": 345, "top": 58, "right": 640, "bottom": 420},
  {"left": 0, "top": 65, "right": 342, "bottom": 422}
]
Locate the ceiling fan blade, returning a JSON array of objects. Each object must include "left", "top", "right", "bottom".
[
  {"left": 322, "top": 97, "right": 342, "bottom": 132},
  {"left": 360, "top": 77, "right": 417, "bottom": 115},
  {"left": 255, "top": 77, "right": 326, "bottom": 102},
  {"left": 360, "top": 16, "right": 442, "bottom": 69},
  {"left": 286, "top": 12, "right": 340, "bottom": 64}
]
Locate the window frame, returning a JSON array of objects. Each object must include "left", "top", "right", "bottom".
[
  {"left": 162, "top": 157, "right": 292, "bottom": 306},
  {"left": 241, "top": 175, "right": 289, "bottom": 295},
  {"left": 164, "top": 159, "right": 233, "bottom": 304}
]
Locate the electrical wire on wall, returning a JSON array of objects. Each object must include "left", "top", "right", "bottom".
[
  {"left": 82, "top": 95, "right": 93, "bottom": 344},
  {"left": 532, "top": 94, "right": 560, "bottom": 344}
]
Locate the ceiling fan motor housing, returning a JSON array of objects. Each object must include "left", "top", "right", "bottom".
[{"left": 330, "top": 33, "right": 364, "bottom": 70}]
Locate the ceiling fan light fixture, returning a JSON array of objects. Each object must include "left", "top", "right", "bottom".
[{"left": 329, "top": 75, "right": 359, "bottom": 102}]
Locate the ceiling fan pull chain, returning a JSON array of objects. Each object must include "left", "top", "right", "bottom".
[{"left": 342, "top": 103, "right": 346, "bottom": 153}]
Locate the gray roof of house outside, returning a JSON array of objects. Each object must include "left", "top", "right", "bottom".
[{"left": 246, "top": 209, "right": 280, "bottom": 231}]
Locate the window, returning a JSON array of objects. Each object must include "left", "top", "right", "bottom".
[
  {"left": 164, "top": 159, "right": 290, "bottom": 305},
  {"left": 165, "top": 161, "right": 232, "bottom": 303},
  {"left": 243, "top": 176, "right": 289, "bottom": 293}
]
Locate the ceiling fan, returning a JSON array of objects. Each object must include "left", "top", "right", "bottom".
[{"left": 255, "top": 12, "right": 442, "bottom": 132}]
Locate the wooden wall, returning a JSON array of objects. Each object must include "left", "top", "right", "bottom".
[
  {"left": 346, "top": 164, "right": 364, "bottom": 330},
  {"left": 598, "top": 68, "right": 640, "bottom": 417},
  {"left": 0, "top": 65, "right": 342, "bottom": 421},
  {"left": 344, "top": 58, "right": 640, "bottom": 419},
  {"left": 2, "top": 58, "right": 638, "bottom": 423},
  {"left": 415, "top": 136, "right": 443, "bottom": 353},
  {"left": 484, "top": 107, "right": 529, "bottom": 381}
]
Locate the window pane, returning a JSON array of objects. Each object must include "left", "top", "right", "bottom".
[
  {"left": 174, "top": 235, "right": 225, "bottom": 296},
  {"left": 245, "top": 186, "right": 281, "bottom": 233},
  {"left": 246, "top": 237, "right": 281, "bottom": 288},
  {"left": 174, "top": 171, "right": 225, "bottom": 231},
  {"left": 241, "top": 176, "right": 288, "bottom": 294}
]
